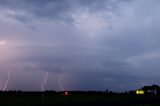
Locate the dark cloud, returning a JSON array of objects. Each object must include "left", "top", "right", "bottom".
[{"left": 0, "top": 0, "right": 131, "bottom": 22}]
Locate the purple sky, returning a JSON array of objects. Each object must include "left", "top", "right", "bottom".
[{"left": 0, "top": 0, "right": 160, "bottom": 92}]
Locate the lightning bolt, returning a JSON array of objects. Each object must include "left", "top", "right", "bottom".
[
  {"left": 3, "top": 71, "right": 10, "bottom": 91},
  {"left": 41, "top": 72, "right": 48, "bottom": 92},
  {"left": 58, "top": 73, "right": 65, "bottom": 91}
]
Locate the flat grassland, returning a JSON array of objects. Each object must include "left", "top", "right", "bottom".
[{"left": 0, "top": 92, "right": 160, "bottom": 106}]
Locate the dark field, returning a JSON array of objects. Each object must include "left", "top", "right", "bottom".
[{"left": 0, "top": 91, "right": 160, "bottom": 106}]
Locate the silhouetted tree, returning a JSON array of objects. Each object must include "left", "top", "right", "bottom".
[{"left": 142, "top": 84, "right": 160, "bottom": 94}]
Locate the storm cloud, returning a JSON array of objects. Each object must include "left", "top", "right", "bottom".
[{"left": 0, "top": 0, "right": 160, "bottom": 91}]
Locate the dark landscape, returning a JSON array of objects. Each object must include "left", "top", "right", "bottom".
[
  {"left": 1, "top": 85, "right": 160, "bottom": 106},
  {"left": 0, "top": 91, "right": 160, "bottom": 106}
]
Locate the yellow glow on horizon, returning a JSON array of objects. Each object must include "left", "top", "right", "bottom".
[{"left": 136, "top": 90, "right": 144, "bottom": 95}]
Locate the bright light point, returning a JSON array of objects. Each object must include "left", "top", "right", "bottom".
[
  {"left": 0, "top": 41, "right": 6, "bottom": 46},
  {"left": 136, "top": 90, "right": 144, "bottom": 95},
  {"left": 64, "top": 91, "right": 68, "bottom": 96}
]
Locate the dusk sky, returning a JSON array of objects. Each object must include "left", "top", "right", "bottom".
[{"left": 0, "top": 0, "right": 160, "bottom": 92}]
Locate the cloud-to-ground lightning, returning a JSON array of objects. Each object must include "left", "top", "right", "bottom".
[
  {"left": 58, "top": 73, "right": 65, "bottom": 91},
  {"left": 41, "top": 72, "right": 48, "bottom": 92},
  {"left": 3, "top": 71, "right": 10, "bottom": 91}
]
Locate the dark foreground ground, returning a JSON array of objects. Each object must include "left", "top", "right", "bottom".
[{"left": 0, "top": 91, "right": 160, "bottom": 106}]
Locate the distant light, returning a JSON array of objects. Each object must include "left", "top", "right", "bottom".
[
  {"left": 136, "top": 90, "right": 144, "bottom": 95},
  {"left": 64, "top": 91, "right": 68, "bottom": 96}
]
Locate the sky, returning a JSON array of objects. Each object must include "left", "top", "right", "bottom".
[{"left": 0, "top": 0, "right": 160, "bottom": 92}]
